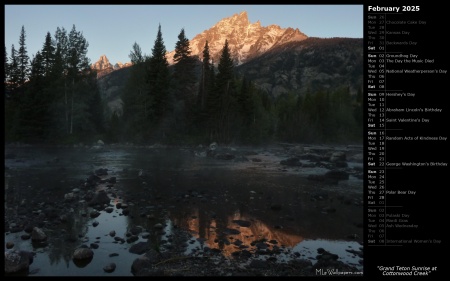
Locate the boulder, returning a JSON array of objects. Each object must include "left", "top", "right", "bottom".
[
  {"left": 31, "top": 227, "right": 47, "bottom": 242},
  {"left": 88, "top": 190, "right": 110, "bottom": 206},
  {"left": 131, "top": 256, "right": 152, "bottom": 275},
  {"left": 73, "top": 248, "right": 94, "bottom": 260},
  {"left": 5, "top": 250, "right": 33, "bottom": 273},
  {"left": 129, "top": 242, "right": 150, "bottom": 255},
  {"left": 103, "top": 262, "right": 116, "bottom": 273}
]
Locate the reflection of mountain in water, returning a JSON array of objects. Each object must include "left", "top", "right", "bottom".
[
  {"left": 174, "top": 206, "right": 304, "bottom": 257},
  {"left": 4, "top": 146, "right": 363, "bottom": 275},
  {"left": 164, "top": 205, "right": 361, "bottom": 270}
]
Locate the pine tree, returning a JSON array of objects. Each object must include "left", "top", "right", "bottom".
[
  {"left": 213, "top": 39, "right": 237, "bottom": 143},
  {"left": 216, "top": 39, "right": 234, "bottom": 88},
  {"left": 6, "top": 43, "right": 22, "bottom": 141},
  {"left": 50, "top": 45, "right": 64, "bottom": 80},
  {"left": 121, "top": 41, "right": 150, "bottom": 142},
  {"left": 30, "top": 51, "right": 45, "bottom": 79},
  {"left": 6, "top": 25, "right": 101, "bottom": 143},
  {"left": 129, "top": 42, "right": 145, "bottom": 64},
  {"left": 147, "top": 24, "right": 171, "bottom": 138},
  {"left": 237, "top": 76, "right": 255, "bottom": 142},
  {"left": 66, "top": 24, "right": 91, "bottom": 135},
  {"left": 173, "top": 28, "right": 191, "bottom": 63},
  {"left": 19, "top": 51, "right": 48, "bottom": 141},
  {"left": 173, "top": 28, "right": 196, "bottom": 101},
  {"left": 43, "top": 25, "right": 97, "bottom": 140},
  {"left": 198, "top": 40, "right": 213, "bottom": 110},
  {"left": 4, "top": 45, "right": 15, "bottom": 141},
  {"left": 41, "top": 32, "right": 55, "bottom": 77},
  {"left": 4, "top": 46, "right": 9, "bottom": 84},
  {"left": 171, "top": 28, "right": 198, "bottom": 137},
  {"left": 195, "top": 40, "right": 216, "bottom": 139},
  {"left": 50, "top": 27, "right": 70, "bottom": 135},
  {"left": 67, "top": 24, "right": 90, "bottom": 79},
  {"left": 121, "top": 41, "right": 151, "bottom": 142},
  {"left": 8, "top": 44, "right": 20, "bottom": 93},
  {"left": 17, "top": 26, "right": 30, "bottom": 86},
  {"left": 53, "top": 27, "right": 69, "bottom": 72}
]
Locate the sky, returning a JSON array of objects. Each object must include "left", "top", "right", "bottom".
[{"left": 5, "top": 4, "right": 363, "bottom": 66}]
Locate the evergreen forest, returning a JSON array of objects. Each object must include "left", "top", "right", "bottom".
[{"left": 4, "top": 25, "right": 363, "bottom": 145}]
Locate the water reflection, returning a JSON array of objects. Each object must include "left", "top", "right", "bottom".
[
  {"left": 178, "top": 207, "right": 305, "bottom": 256},
  {"left": 4, "top": 146, "right": 363, "bottom": 275}
]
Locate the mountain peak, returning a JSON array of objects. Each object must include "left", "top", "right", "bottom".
[
  {"left": 167, "top": 11, "right": 307, "bottom": 65},
  {"left": 219, "top": 10, "right": 250, "bottom": 27},
  {"left": 92, "top": 55, "right": 113, "bottom": 71},
  {"left": 91, "top": 55, "right": 133, "bottom": 76},
  {"left": 236, "top": 11, "right": 248, "bottom": 21}
]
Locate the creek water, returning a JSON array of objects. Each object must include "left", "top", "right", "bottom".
[{"left": 4, "top": 144, "right": 364, "bottom": 276}]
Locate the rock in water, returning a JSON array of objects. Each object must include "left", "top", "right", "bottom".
[
  {"left": 103, "top": 262, "right": 116, "bottom": 273},
  {"left": 73, "top": 248, "right": 94, "bottom": 260},
  {"left": 5, "top": 250, "right": 33, "bottom": 273},
  {"left": 31, "top": 227, "right": 47, "bottom": 242}
]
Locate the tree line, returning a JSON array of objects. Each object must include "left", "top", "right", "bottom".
[
  {"left": 5, "top": 25, "right": 103, "bottom": 144},
  {"left": 5, "top": 24, "right": 363, "bottom": 145}
]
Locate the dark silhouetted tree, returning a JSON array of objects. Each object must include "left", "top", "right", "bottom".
[
  {"left": 236, "top": 76, "right": 255, "bottom": 142},
  {"left": 53, "top": 27, "right": 69, "bottom": 71},
  {"left": 198, "top": 40, "right": 214, "bottom": 111},
  {"left": 7, "top": 44, "right": 20, "bottom": 93},
  {"left": 212, "top": 39, "right": 238, "bottom": 143},
  {"left": 173, "top": 28, "right": 196, "bottom": 100},
  {"left": 172, "top": 28, "right": 197, "bottom": 137},
  {"left": 41, "top": 32, "right": 55, "bottom": 77},
  {"left": 4, "top": 46, "right": 9, "bottom": 84},
  {"left": 129, "top": 42, "right": 145, "bottom": 64},
  {"left": 147, "top": 24, "right": 171, "bottom": 139},
  {"left": 195, "top": 40, "right": 215, "bottom": 139},
  {"left": 18, "top": 51, "right": 49, "bottom": 141},
  {"left": 66, "top": 24, "right": 91, "bottom": 135},
  {"left": 121, "top": 42, "right": 150, "bottom": 142},
  {"left": 17, "top": 25, "right": 30, "bottom": 86},
  {"left": 5, "top": 44, "right": 21, "bottom": 141}
]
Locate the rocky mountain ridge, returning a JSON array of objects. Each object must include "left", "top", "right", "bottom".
[
  {"left": 93, "top": 11, "right": 307, "bottom": 72},
  {"left": 94, "top": 11, "right": 362, "bottom": 112},
  {"left": 167, "top": 11, "right": 308, "bottom": 65},
  {"left": 91, "top": 55, "right": 132, "bottom": 78}
]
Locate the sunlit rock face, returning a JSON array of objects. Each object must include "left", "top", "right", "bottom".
[
  {"left": 91, "top": 55, "right": 132, "bottom": 78},
  {"left": 113, "top": 62, "right": 132, "bottom": 70},
  {"left": 166, "top": 11, "right": 308, "bottom": 66},
  {"left": 94, "top": 11, "right": 362, "bottom": 107},
  {"left": 92, "top": 55, "right": 113, "bottom": 71}
]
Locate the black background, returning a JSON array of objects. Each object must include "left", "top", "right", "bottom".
[{"left": 363, "top": 1, "right": 447, "bottom": 279}]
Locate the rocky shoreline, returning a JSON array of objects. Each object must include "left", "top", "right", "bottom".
[{"left": 5, "top": 143, "right": 363, "bottom": 276}]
